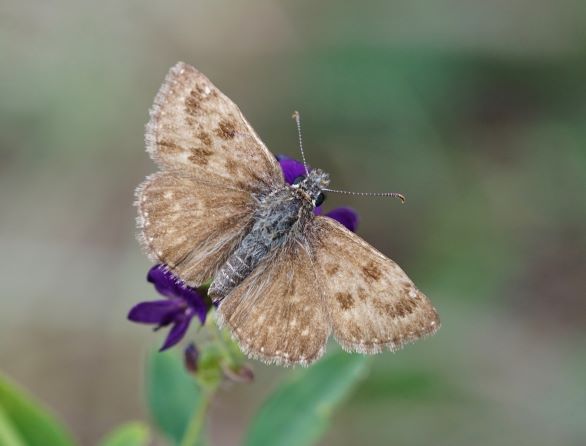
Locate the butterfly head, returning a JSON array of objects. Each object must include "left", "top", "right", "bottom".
[{"left": 291, "top": 169, "right": 330, "bottom": 207}]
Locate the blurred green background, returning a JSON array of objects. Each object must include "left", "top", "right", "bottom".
[{"left": 1, "top": 1, "right": 585, "bottom": 445}]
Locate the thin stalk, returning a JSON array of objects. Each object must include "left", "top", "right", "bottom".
[
  {"left": 179, "top": 389, "right": 213, "bottom": 446},
  {"left": 208, "top": 313, "right": 238, "bottom": 365}
]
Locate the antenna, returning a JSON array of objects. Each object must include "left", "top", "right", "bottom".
[
  {"left": 292, "top": 111, "right": 309, "bottom": 175},
  {"left": 322, "top": 188, "right": 406, "bottom": 204},
  {"left": 291, "top": 111, "right": 404, "bottom": 204}
]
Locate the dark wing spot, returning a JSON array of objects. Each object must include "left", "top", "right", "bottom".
[
  {"left": 158, "top": 139, "right": 184, "bottom": 154},
  {"left": 362, "top": 260, "right": 382, "bottom": 283},
  {"left": 357, "top": 287, "right": 367, "bottom": 301},
  {"left": 198, "top": 131, "right": 212, "bottom": 147},
  {"left": 325, "top": 263, "right": 340, "bottom": 277},
  {"left": 215, "top": 120, "right": 237, "bottom": 140},
  {"left": 225, "top": 158, "right": 238, "bottom": 175},
  {"left": 336, "top": 292, "right": 354, "bottom": 310},
  {"left": 185, "top": 90, "right": 202, "bottom": 115},
  {"left": 372, "top": 296, "right": 413, "bottom": 318},
  {"left": 235, "top": 180, "right": 248, "bottom": 190},
  {"left": 394, "top": 298, "right": 417, "bottom": 318},
  {"left": 188, "top": 147, "right": 213, "bottom": 165},
  {"left": 234, "top": 168, "right": 264, "bottom": 192}
]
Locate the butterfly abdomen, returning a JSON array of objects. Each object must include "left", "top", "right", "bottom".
[{"left": 209, "top": 187, "right": 308, "bottom": 302}]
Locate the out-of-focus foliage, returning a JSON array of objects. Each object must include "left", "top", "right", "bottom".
[
  {"left": 147, "top": 351, "right": 202, "bottom": 444},
  {"left": 1, "top": 0, "right": 585, "bottom": 445},
  {"left": 0, "top": 372, "right": 151, "bottom": 446},
  {"left": 245, "top": 352, "right": 368, "bottom": 446},
  {"left": 98, "top": 422, "right": 150, "bottom": 446},
  {"left": 0, "top": 373, "right": 75, "bottom": 446}
]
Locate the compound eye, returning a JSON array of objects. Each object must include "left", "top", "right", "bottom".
[
  {"left": 314, "top": 192, "right": 326, "bottom": 207},
  {"left": 292, "top": 176, "right": 305, "bottom": 185}
]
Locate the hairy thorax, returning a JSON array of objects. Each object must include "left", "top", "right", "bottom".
[{"left": 209, "top": 186, "right": 313, "bottom": 301}]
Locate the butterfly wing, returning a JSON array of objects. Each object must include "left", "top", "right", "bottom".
[
  {"left": 310, "top": 216, "right": 440, "bottom": 354},
  {"left": 136, "top": 172, "right": 257, "bottom": 286},
  {"left": 218, "top": 215, "right": 439, "bottom": 366},
  {"left": 217, "top": 235, "right": 330, "bottom": 366},
  {"left": 137, "top": 62, "right": 285, "bottom": 285},
  {"left": 146, "top": 62, "right": 283, "bottom": 191}
]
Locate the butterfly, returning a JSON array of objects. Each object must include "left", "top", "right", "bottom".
[{"left": 135, "top": 62, "right": 440, "bottom": 366}]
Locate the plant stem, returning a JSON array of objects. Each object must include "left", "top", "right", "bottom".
[
  {"left": 179, "top": 389, "right": 213, "bottom": 446},
  {"left": 208, "top": 312, "right": 237, "bottom": 365}
]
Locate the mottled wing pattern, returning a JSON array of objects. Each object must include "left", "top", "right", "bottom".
[
  {"left": 138, "top": 62, "right": 285, "bottom": 285},
  {"left": 146, "top": 62, "right": 283, "bottom": 191},
  {"left": 136, "top": 171, "right": 256, "bottom": 286},
  {"left": 217, "top": 236, "right": 330, "bottom": 366},
  {"left": 310, "top": 217, "right": 440, "bottom": 354}
]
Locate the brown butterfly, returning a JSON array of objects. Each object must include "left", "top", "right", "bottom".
[{"left": 135, "top": 62, "right": 440, "bottom": 366}]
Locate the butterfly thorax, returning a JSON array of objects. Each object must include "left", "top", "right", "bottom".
[{"left": 209, "top": 171, "right": 329, "bottom": 303}]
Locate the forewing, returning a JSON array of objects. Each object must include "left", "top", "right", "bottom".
[
  {"left": 146, "top": 62, "right": 284, "bottom": 192},
  {"left": 136, "top": 171, "right": 256, "bottom": 286},
  {"left": 217, "top": 236, "right": 330, "bottom": 366},
  {"left": 310, "top": 217, "right": 440, "bottom": 354}
]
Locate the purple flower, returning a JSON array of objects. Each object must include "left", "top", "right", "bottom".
[
  {"left": 278, "top": 156, "right": 308, "bottom": 185},
  {"left": 277, "top": 155, "right": 359, "bottom": 232},
  {"left": 128, "top": 265, "right": 209, "bottom": 351},
  {"left": 322, "top": 206, "right": 359, "bottom": 233}
]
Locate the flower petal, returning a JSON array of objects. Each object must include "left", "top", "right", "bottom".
[
  {"left": 160, "top": 315, "right": 193, "bottom": 351},
  {"left": 127, "top": 300, "right": 184, "bottom": 324},
  {"left": 278, "top": 157, "right": 308, "bottom": 185},
  {"left": 147, "top": 265, "right": 186, "bottom": 299},
  {"left": 182, "top": 288, "right": 209, "bottom": 324},
  {"left": 326, "top": 207, "right": 359, "bottom": 232}
]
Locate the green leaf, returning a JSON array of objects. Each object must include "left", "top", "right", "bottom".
[
  {"left": 98, "top": 421, "right": 149, "bottom": 446},
  {"left": 245, "top": 351, "right": 369, "bottom": 446},
  {"left": 0, "top": 372, "right": 76, "bottom": 446},
  {"left": 0, "top": 405, "right": 27, "bottom": 446},
  {"left": 146, "top": 350, "right": 202, "bottom": 445},
  {"left": 354, "top": 368, "right": 464, "bottom": 403}
]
